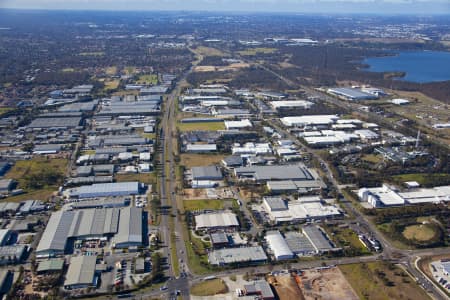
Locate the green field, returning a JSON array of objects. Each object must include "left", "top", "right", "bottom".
[
  {"left": 184, "top": 199, "right": 224, "bottom": 211},
  {"left": 5, "top": 158, "right": 68, "bottom": 201},
  {"left": 238, "top": 47, "right": 277, "bottom": 56},
  {"left": 137, "top": 74, "right": 158, "bottom": 85},
  {"left": 177, "top": 121, "right": 225, "bottom": 131},
  {"left": 340, "top": 262, "right": 431, "bottom": 300},
  {"left": 191, "top": 279, "right": 228, "bottom": 296},
  {"left": 115, "top": 173, "right": 156, "bottom": 185},
  {"left": 392, "top": 173, "right": 450, "bottom": 187},
  {"left": 325, "top": 226, "right": 371, "bottom": 255}
]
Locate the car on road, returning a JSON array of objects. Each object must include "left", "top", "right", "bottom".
[{"left": 160, "top": 286, "right": 168, "bottom": 291}]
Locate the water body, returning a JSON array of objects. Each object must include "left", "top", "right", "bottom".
[{"left": 363, "top": 51, "right": 450, "bottom": 83}]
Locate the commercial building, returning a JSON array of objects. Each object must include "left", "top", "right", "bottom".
[
  {"left": 191, "top": 166, "right": 223, "bottom": 181},
  {"left": 284, "top": 232, "right": 316, "bottom": 256},
  {"left": 66, "top": 181, "right": 142, "bottom": 199},
  {"left": 266, "top": 179, "right": 325, "bottom": 194},
  {"left": 243, "top": 280, "right": 275, "bottom": 300},
  {"left": 195, "top": 212, "right": 239, "bottom": 231},
  {"left": 185, "top": 144, "right": 217, "bottom": 153},
  {"left": 265, "top": 231, "right": 294, "bottom": 261},
  {"left": 28, "top": 117, "right": 82, "bottom": 129},
  {"left": 232, "top": 143, "right": 272, "bottom": 156},
  {"left": 208, "top": 246, "right": 268, "bottom": 266},
  {"left": 64, "top": 255, "right": 98, "bottom": 290},
  {"left": 270, "top": 100, "right": 314, "bottom": 110},
  {"left": 37, "top": 259, "right": 65, "bottom": 274}
]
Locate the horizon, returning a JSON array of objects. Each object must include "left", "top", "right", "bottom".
[{"left": 1, "top": 0, "right": 449, "bottom": 15}]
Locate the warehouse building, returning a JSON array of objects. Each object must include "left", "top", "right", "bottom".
[
  {"left": 37, "top": 259, "right": 65, "bottom": 274},
  {"left": 281, "top": 115, "right": 339, "bottom": 127},
  {"left": 270, "top": 100, "right": 314, "bottom": 110},
  {"left": 195, "top": 212, "right": 239, "bottom": 231},
  {"left": 28, "top": 117, "right": 82, "bottom": 129},
  {"left": 302, "top": 226, "right": 335, "bottom": 253},
  {"left": 64, "top": 255, "right": 98, "bottom": 290},
  {"left": 243, "top": 280, "right": 275, "bottom": 300},
  {"left": 265, "top": 231, "right": 294, "bottom": 261},
  {"left": 208, "top": 246, "right": 268, "bottom": 266},
  {"left": 191, "top": 166, "right": 223, "bottom": 181},
  {"left": 0, "top": 245, "right": 26, "bottom": 265},
  {"left": 224, "top": 119, "right": 252, "bottom": 130},
  {"left": 66, "top": 181, "right": 142, "bottom": 199},
  {"left": 284, "top": 231, "right": 316, "bottom": 256},
  {"left": 113, "top": 207, "right": 143, "bottom": 248},
  {"left": 234, "top": 164, "right": 316, "bottom": 183},
  {"left": 0, "top": 229, "right": 12, "bottom": 246},
  {"left": 185, "top": 144, "right": 217, "bottom": 153},
  {"left": 327, "top": 87, "right": 378, "bottom": 101}
]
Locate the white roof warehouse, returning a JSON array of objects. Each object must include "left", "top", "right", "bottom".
[{"left": 65, "top": 181, "right": 142, "bottom": 199}]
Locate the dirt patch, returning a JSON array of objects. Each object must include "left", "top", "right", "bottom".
[
  {"left": 299, "top": 267, "right": 359, "bottom": 300},
  {"left": 269, "top": 274, "right": 305, "bottom": 300}
]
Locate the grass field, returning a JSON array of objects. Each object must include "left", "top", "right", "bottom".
[
  {"left": 392, "top": 173, "right": 450, "bottom": 187},
  {"left": 0, "top": 107, "right": 13, "bottom": 116},
  {"left": 79, "top": 51, "right": 105, "bottom": 56},
  {"left": 5, "top": 158, "right": 68, "bottom": 201},
  {"left": 180, "top": 154, "right": 226, "bottom": 168},
  {"left": 105, "top": 66, "right": 117, "bottom": 75},
  {"left": 361, "top": 154, "right": 382, "bottom": 164},
  {"left": 184, "top": 199, "right": 224, "bottom": 211},
  {"left": 326, "top": 226, "right": 371, "bottom": 255},
  {"left": 137, "top": 74, "right": 158, "bottom": 85},
  {"left": 193, "top": 46, "right": 226, "bottom": 57},
  {"left": 403, "top": 224, "right": 436, "bottom": 242},
  {"left": 103, "top": 79, "right": 120, "bottom": 90},
  {"left": 340, "top": 262, "right": 431, "bottom": 300},
  {"left": 238, "top": 47, "right": 277, "bottom": 56},
  {"left": 115, "top": 173, "right": 156, "bottom": 185},
  {"left": 177, "top": 121, "right": 225, "bottom": 131},
  {"left": 191, "top": 279, "right": 228, "bottom": 296}
]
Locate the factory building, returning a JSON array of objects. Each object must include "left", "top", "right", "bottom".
[
  {"left": 65, "top": 181, "right": 142, "bottom": 199},
  {"left": 208, "top": 246, "right": 268, "bottom": 266},
  {"left": 265, "top": 231, "right": 294, "bottom": 261},
  {"left": 64, "top": 256, "right": 98, "bottom": 290},
  {"left": 195, "top": 212, "right": 239, "bottom": 231},
  {"left": 113, "top": 207, "right": 143, "bottom": 249}
]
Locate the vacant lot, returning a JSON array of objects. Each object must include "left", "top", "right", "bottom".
[
  {"left": 193, "top": 46, "right": 226, "bottom": 57},
  {"left": 238, "top": 47, "right": 277, "bottom": 56},
  {"left": 271, "top": 274, "right": 305, "bottom": 300},
  {"left": 403, "top": 224, "right": 437, "bottom": 242},
  {"left": 191, "top": 279, "right": 228, "bottom": 296},
  {"left": 5, "top": 158, "right": 68, "bottom": 201},
  {"left": 115, "top": 173, "right": 156, "bottom": 185},
  {"left": 340, "top": 262, "right": 431, "bottom": 300},
  {"left": 103, "top": 79, "right": 120, "bottom": 90},
  {"left": 137, "top": 74, "right": 158, "bottom": 85},
  {"left": 184, "top": 199, "right": 224, "bottom": 211},
  {"left": 177, "top": 121, "right": 225, "bottom": 131},
  {"left": 299, "top": 267, "right": 358, "bottom": 300},
  {"left": 180, "top": 154, "right": 226, "bottom": 168}
]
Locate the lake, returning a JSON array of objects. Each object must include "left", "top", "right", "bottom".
[{"left": 363, "top": 51, "right": 450, "bottom": 83}]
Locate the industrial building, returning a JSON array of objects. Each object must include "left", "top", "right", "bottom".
[
  {"left": 234, "top": 164, "right": 316, "bottom": 183},
  {"left": 113, "top": 207, "right": 143, "bottom": 249},
  {"left": 270, "top": 100, "right": 314, "bottom": 110},
  {"left": 185, "top": 144, "right": 217, "bottom": 153},
  {"left": 37, "top": 259, "right": 65, "bottom": 274},
  {"left": 284, "top": 232, "right": 316, "bottom": 256},
  {"left": 327, "top": 87, "right": 378, "bottom": 101},
  {"left": 224, "top": 119, "right": 252, "bottom": 130},
  {"left": 208, "top": 246, "right": 268, "bottom": 266},
  {"left": 265, "top": 231, "right": 294, "bottom": 261},
  {"left": 261, "top": 196, "right": 341, "bottom": 224},
  {"left": 358, "top": 184, "right": 450, "bottom": 208},
  {"left": 281, "top": 115, "right": 339, "bottom": 127},
  {"left": 66, "top": 181, "right": 142, "bottom": 199},
  {"left": 191, "top": 166, "right": 223, "bottom": 181},
  {"left": 0, "top": 245, "right": 26, "bottom": 265},
  {"left": 64, "top": 256, "right": 98, "bottom": 290},
  {"left": 195, "top": 212, "right": 239, "bottom": 231},
  {"left": 243, "top": 280, "right": 275, "bottom": 300},
  {"left": 36, "top": 206, "right": 142, "bottom": 257},
  {"left": 28, "top": 117, "right": 82, "bottom": 129},
  {"left": 302, "top": 225, "right": 335, "bottom": 253}
]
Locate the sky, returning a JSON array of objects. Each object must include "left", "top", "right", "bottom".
[{"left": 0, "top": 0, "right": 449, "bottom": 15}]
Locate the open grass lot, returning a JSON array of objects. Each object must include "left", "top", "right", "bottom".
[
  {"left": 392, "top": 173, "right": 450, "bottom": 187},
  {"left": 103, "top": 79, "right": 120, "bottom": 90},
  {"left": 193, "top": 46, "right": 226, "bottom": 57},
  {"left": 105, "top": 66, "right": 117, "bottom": 75},
  {"left": 184, "top": 229, "right": 212, "bottom": 275},
  {"left": 180, "top": 154, "right": 226, "bottom": 168},
  {"left": 5, "top": 158, "right": 68, "bottom": 201},
  {"left": 177, "top": 121, "right": 225, "bottom": 132},
  {"left": 137, "top": 74, "right": 158, "bottom": 85},
  {"left": 403, "top": 224, "right": 437, "bottom": 242},
  {"left": 115, "top": 173, "right": 156, "bottom": 185},
  {"left": 0, "top": 107, "right": 13, "bottom": 116},
  {"left": 361, "top": 154, "right": 382, "bottom": 164},
  {"left": 340, "top": 262, "right": 431, "bottom": 300},
  {"left": 324, "top": 226, "right": 371, "bottom": 255},
  {"left": 238, "top": 47, "right": 277, "bottom": 56},
  {"left": 191, "top": 279, "right": 228, "bottom": 296},
  {"left": 79, "top": 51, "right": 105, "bottom": 56},
  {"left": 184, "top": 199, "right": 225, "bottom": 211},
  {"left": 61, "top": 68, "right": 75, "bottom": 72}
]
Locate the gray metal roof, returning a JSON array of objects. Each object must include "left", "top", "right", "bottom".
[
  {"left": 235, "top": 164, "right": 314, "bottom": 181},
  {"left": 284, "top": 232, "right": 315, "bottom": 254},
  {"left": 191, "top": 165, "right": 223, "bottom": 180},
  {"left": 37, "top": 211, "right": 75, "bottom": 255},
  {"left": 302, "top": 226, "right": 334, "bottom": 252},
  {"left": 28, "top": 117, "right": 81, "bottom": 128},
  {"left": 64, "top": 255, "right": 97, "bottom": 287},
  {"left": 67, "top": 181, "right": 140, "bottom": 198},
  {"left": 114, "top": 207, "right": 142, "bottom": 247},
  {"left": 208, "top": 246, "right": 267, "bottom": 265}
]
